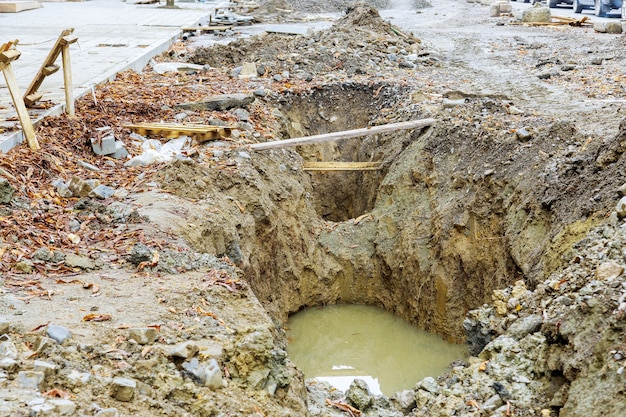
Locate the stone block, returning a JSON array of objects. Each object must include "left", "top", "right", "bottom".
[
  {"left": 91, "top": 134, "right": 116, "bottom": 155},
  {"left": 594, "top": 21, "right": 623, "bottom": 34},
  {"left": 490, "top": 4, "right": 500, "bottom": 17}
]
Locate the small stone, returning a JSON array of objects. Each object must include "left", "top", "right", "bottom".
[
  {"left": 0, "top": 340, "right": 17, "bottom": 360},
  {"left": 239, "top": 62, "right": 257, "bottom": 79},
  {"left": 69, "top": 176, "right": 95, "bottom": 197},
  {"left": 169, "top": 341, "right": 199, "bottom": 359},
  {"left": 238, "top": 151, "right": 251, "bottom": 159},
  {"left": 515, "top": 128, "right": 532, "bottom": 142},
  {"left": 111, "top": 141, "right": 129, "bottom": 160},
  {"left": 110, "top": 377, "right": 136, "bottom": 402},
  {"left": 346, "top": 378, "right": 373, "bottom": 410},
  {"left": 390, "top": 389, "right": 417, "bottom": 413},
  {"left": 616, "top": 196, "right": 626, "bottom": 218},
  {"left": 128, "top": 243, "right": 154, "bottom": 265},
  {"left": 591, "top": 57, "right": 603, "bottom": 65},
  {"left": 78, "top": 160, "right": 101, "bottom": 171},
  {"left": 508, "top": 314, "right": 543, "bottom": 338},
  {"left": 14, "top": 260, "right": 34, "bottom": 274},
  {"left": 33, "top": 360, "right": 57, "bottom": 376},
  {"left": 281, "top": 70, "right": 290, "bottom": 79},
  {"left": 113, "top": 188, "right": 129, "bottom": 199},
  {"left": 0, "top": 317, "right": 9, "bottom": 335},
  {"left": 17, "top": 371, "right": 45, "bottom": 390},
  {"left": 128, "top": 328, "right": 158, "bottom": 345},
  {"left": 55, "top": 181, "right": 73, "bottom": 198},
  {"left": 95, "top": 408, "right": 119, "bottom": 417},
  {"left": 492, "top": 381, "right": 512, "bottom": 401},
  {"left": 67, "top": 369, "right": 91, "bottom": 385},
  {"left": 482, "top": 394, "right": 503, "bottom": 411},
  {"left": 0, "top": 177, "right": 15, "bottom": 204},
  {"left": 64, "top": 253, "right": 95, "bottom": 270},
  {"left": 89, "top": 185, "right": 115, "bottom": 200},
  {"left": 618, "top": 183, "right": 626, "bottom": 197},
  {"left": 233, "top": 108, "right": 250, "bottom": 122},
  {"left": 596, "top": 260, "right": 624, "bottom": 281},
  {"left": 230, "top": 66, "right": 242, "bottom": 78},
  {"left": 48, "top": 399, "right": 76, "bottom": 415},
  {"left": 494, "top": 299, "right": 508, "bottom": 315},
  {"left": 31, "top": 403, "right": 55, "bottom": 414},
  {"left": 69, "top": 219, "right": 81, "bottom": 232},
  {"left": 273, "top": 74, "right": 283, "bottom": 82},
  {"left": 174, "top": 112, "right": 188, "bottom": 121},
  {"left": 182, "top": 358, "right": 223, "bottom": 389},
  {"left": 32, "top": 247, "right": 53, "bottom": 262},
  {"left": 47, "top": 324, "right": 72, "bottom": 344},
  {"left": 417, "top": 376, "right": 440, "bottom": 394},
  {"left": 253, "top": 88, "right": 267, "bottom": 97}
]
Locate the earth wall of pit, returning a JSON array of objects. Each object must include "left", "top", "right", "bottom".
[{"left": 163, "top": 84, "right": 626, "bottom": 343}]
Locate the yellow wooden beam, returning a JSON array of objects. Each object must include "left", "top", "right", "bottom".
[{"left": 303, "top": 162, "right": 382, "bottom": 171}]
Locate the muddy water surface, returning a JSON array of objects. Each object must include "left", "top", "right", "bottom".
[{"left": 287, "top": 304, "right": 467, "bottom": 396}]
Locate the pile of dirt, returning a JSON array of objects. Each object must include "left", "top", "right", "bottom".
[
  {"left": 256, "top": 0, "right": 390, "bottom": 15},
  {"left": 190, "top": 3, "right": 424, "bottom": 79}
]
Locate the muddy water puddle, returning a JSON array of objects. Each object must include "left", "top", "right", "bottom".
[{"left": 286, "top": 304, "right": 467, "bottom": 396}]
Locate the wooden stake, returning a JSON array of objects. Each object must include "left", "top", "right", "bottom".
[
  {"left": 0, "top": 44, "right": 39, "bottom": 150},
  {"left": 250, "top": 118, "right": 436, "bottom": 151},
  {"left": 61, "top": 43, "right": 74, "bottom": 116}
]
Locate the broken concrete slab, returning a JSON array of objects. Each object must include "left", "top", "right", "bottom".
[
  {"left": 175, "top": 93, "right": 255, "bottom": 111},
  {"left": 265, "top": 25, "right": 312, "bottom": 36}
]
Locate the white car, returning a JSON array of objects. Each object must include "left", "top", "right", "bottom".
[{"left": 548, "top": 0, "right": 623, "bottom": 17}]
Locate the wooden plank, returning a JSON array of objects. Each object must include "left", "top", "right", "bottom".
[
  {"left": 250, "top": 118, "right": 436, "bottom": 151},
  {"left": 181, "top": 25, "right": 233, "bottom": 32},
  {"left": 303, "top": 161, "right": 382, "bottom": 171},
  {"left": 123, "top": 123, "right": 234, "bottom": 142},
  {"left": 23, "top": 28, "right": 74, "bottom": 107},
  {"left": 0, "top": 60, "right": 39, "bottom": 150}
]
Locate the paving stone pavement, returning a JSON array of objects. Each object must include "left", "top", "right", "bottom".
[{"left": 0, "top": 0, "right": 216, "bottom": 152}]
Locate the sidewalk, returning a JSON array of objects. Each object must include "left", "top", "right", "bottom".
[{"left": 0, "top": 0, "right": 215, "bottom": 152}]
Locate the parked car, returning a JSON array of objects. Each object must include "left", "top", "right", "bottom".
[
  {"left": 549, "top": 0, "right": 623, "bottom": 17},
  {"left": 570, "top": 0, "right": 623, "bottom": 16}
]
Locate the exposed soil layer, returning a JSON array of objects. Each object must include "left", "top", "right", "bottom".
[{"left": 1, "top": 1, "right": 626, "bottom": 417}]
